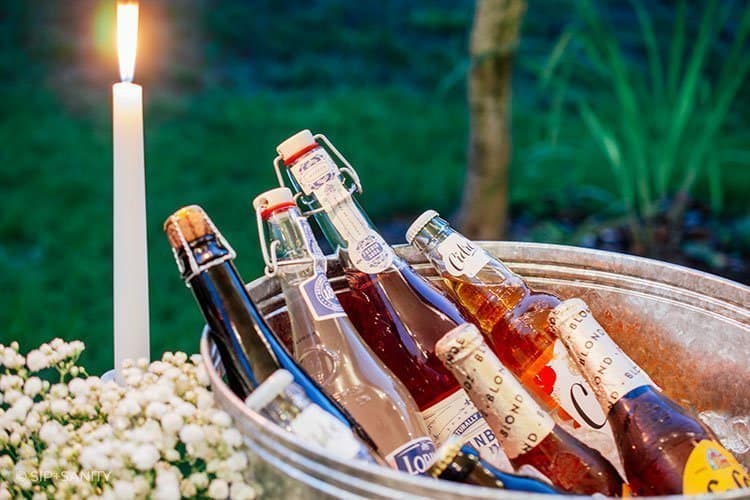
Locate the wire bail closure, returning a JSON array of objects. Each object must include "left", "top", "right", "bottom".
[
  {"left": 273, "top": 133, "right": 363, "bottom": 217},
  {"left": 168, "top": 215, "right": 237, "bottom": 287},
  {"left": 254, "top": 203, "right": 318, "bottom": 278}
]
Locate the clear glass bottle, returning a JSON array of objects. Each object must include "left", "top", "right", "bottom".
[
  {"left": 163, "top": 204, "right": 379, "bottom": 460},
  {"left": 435, "top": 322, "right": 625, "bottom": 496},
  {"left": 245, "top": 369, "right": 375, "bottom": 462},
  {"left": 273, "top": 130, "right": 509, "bottom": 468},
  {"left": 407, "top": 210, "right": 621, "bottom": 471},
  {"left": 253, "top": 187, "right": 435, "bottom": 474},
  {"left": 550, "top": 298, "right": 750, "bottom": 496}
]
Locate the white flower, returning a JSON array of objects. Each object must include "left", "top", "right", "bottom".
[
  {"left": 39, "top": 420, "right": 67, "bottom": 446},
  {"left": 23, "top": 377, "right": 43, "bottom": 397},
  {"left": 113, "top": 480, "right": 135, "bottom": 500},
  {"left": 50, "top": 398, "right": 70, "bottom": 416},
  {"left": 230, "top": 481, "right": 257, "bottom": 500},
  {"left": 179, "top": 424, "right": 204, "bottom": 444},
  {"left": 160, "top": 412, "right": 182, "bottom": 434},
  {"left": 116, "top": 397, "right": 140, "bottom": 417},
  {"left": 26, "top": 349, "right": 48, "bottom": 371},
  {"left": 207, "top": 479, "right": 229, "bottom": 499},
  {"left": 7, "top": 396, "right": 33, "bottom": 422},
  {"left": 68, "top": 377, "right": 88, "bottom": 396},
  {"left": 153, "top": 468, "right": 180, "bottom": 500},
  {"left": 0, "top": 375, "right": 22, "bottom": 391},
  {"left": 130, "top": 444, "right": 160, "bottom": 471},
  {"left": 222, "top": 428, "right": 242, "bottom": 448},
  {"left": 189, "top": 472, "right": 209, "bottom": 489},
  {"left": 226, "top": 451, "right": 248, "bottom": 472},
  {"left": 179, "top": 478, "right": 197, "bottom": 497},
  {"left": 210, "top": 410, "right": 232, "bottom": 428}
]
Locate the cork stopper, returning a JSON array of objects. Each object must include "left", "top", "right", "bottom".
[{"left": 164, "top": 205, "right": 215, "bottom": 249}]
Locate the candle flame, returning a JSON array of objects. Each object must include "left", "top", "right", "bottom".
[{"left": 117, "top": 1, "right": 139, "bottom": 82}]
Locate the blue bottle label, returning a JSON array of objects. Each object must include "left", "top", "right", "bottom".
[
  {"left": 299, "top": 274, "right": 346, "bottom": 321},
  {"left": 386, "top": 437, "right": 436, "bottom": 475}
]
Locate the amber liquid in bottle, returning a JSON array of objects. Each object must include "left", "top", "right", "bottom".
[
  {"left": 550, "top": 298, "right": 750, "bottom": 496},
  {"left": 408, "top": 212, "right": 621, "bottom": 473},
  {"left": 435, "top": 323, "right": 624, "bottom": 496}
]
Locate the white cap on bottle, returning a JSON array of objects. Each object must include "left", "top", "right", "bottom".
[
  {"left": 405, "top": 209, "right": 440, "bottom": 244},
  {"left": 276, "top": 130, "right": 317, "bottom": 162},
  {"left": 252, "top": 187, "right": 295, "bottom": 213},
  {"left": 243, "top": 369, "right": 295, "bottom": 411}
]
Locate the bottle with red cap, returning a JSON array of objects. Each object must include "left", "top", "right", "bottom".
[
  {"left": 405, "top": 210, "right": 622, "bottom": 472},
  {"left": 272, "top": 130, "right": 509, "bottom": 469},
  {"left": 252, "top": 187, "right": 436, "bottom": 474},
  {"left": 435, "top": 322, "right": 625, "bottom": 496}
]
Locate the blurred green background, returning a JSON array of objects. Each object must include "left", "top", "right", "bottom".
[{"left": 1, "top": 0, "right": 748, "bottom": 373}]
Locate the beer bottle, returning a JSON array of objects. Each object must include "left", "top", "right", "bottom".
[
  {"left": 549, "top": 298, "right": 750, "bottom": 496},
  {"left": 273, "top": 130, "right": 509, "bottom": 469},
  {"left": 253, "top": 188, "right": 435, "bottom": 474},
  {"left": 436, "top": 323, "right": 625, "bottom": 496},
  {"left": 407, "top": 210, "right": 621, "bottom": 470},
  {"left": 426, "top": 437, "right": 561, "bottom": 494},
  {"left": 245, "top": 369, "right": 377, "bottom": 463},
  {"left": 163, "top": 205, "right": 378, "bottom": 457}
]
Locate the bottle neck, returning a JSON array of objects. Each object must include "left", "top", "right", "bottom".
[
  {"left": 284, "top": 146, "right": 398, "bottom": 274},
  {"left": 181, "top": 237, "right": 280, "bottom": 390},
  {"left": 265, "top": 207, "right": 324, "bottom": 286},
  {"left": 412, "top": 216, "right": 494, "bottom": 280},
  {"left": 436, "top": 325, "right": 556, "bottom": 459}
]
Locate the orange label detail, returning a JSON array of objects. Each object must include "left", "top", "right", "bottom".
[{"left": 682, "top": 440, "right": 750, "bottom": 494}]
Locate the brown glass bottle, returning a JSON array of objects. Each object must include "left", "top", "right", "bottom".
[
  {"left": 407, "top": 211, "right": 620, "bottom": 469},
  {"left": 435, "top": 323, "right": 625, "bottom": 496},
  {"left": 550, "top": 298, "right": 750, "bottom": 496}
]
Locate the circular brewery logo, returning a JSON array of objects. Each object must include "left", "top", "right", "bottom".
[{"left": 349, "top": 231, "right": 393, "bottom": 274}]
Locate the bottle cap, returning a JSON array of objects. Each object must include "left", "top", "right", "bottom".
[
  {"left": 276, "top": 130, "right": 317, "bottom": 164},
  {"left": 435, "top": 322, "right": 484, "bottom": 366},
  {"left": 244, "top": 369, "right": 295, "bottom": 411},
  {"left": 164, "top": 205, "right": 214, "bottom": 249},
  {"left": 252, "top": 187, "right": 297, "bottom": 219},
  {"left": 405, "top": 209, "right": 440, "bottom": 244}
]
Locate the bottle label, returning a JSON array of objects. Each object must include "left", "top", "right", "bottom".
[
  {"left": 298, "top": 274, "right": 346, "bottom": 321},
  {"left": 542, "top": 339, "right": 624, "bottom": 477},
  {"left": 548, "top": 299, "right": 656, "bottom": 411},
  {"left": 436, "top": 233, "right": 490, "bottom": 278},
  {"left": 385, "top": 437, "right": 436, "bottom": 475},
  {"left": 296, "top": 215, "right": 327, "bottom": 273},
  {"left": 436, "top": 328, "right": 555, "bottom": 459},
  {"left": 420, "top": 388, "right": 512, "bottom": 470},
  {"left": 682, "top": 440, "right": 750, "bottom": 493},
  {"left": 290, "top": 403, "right": 368, "bottom": 461},
  {"left": 290, "top": 148, "right": 393, "bottom": 274}
]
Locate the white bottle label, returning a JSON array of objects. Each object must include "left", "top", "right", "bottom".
[
  {"left": 290, "top": 149, "right": 393, "bottom": 274},
  {"left": 289, "top": 404, "right": 366, "bottom": 460},
  {"left": 436, "top": 233, "right": 490, "bottom": 278},
  {"left": 436, "top": 327, "right": 555, "bottom": 459},
  {"left": 420, "top": 388, "right": 512, "bottom": 470},
  {"left": 545, "top": 339, "right": 624, "bottom": 477},
  {"left": 385, "top": 437, "right": 436, "bottom": 475},
  {"left": 549, "top": 299, "right": 656, "bottom": 411}
]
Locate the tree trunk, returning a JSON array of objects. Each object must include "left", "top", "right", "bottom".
[{"left": 458, "top": 0, "right": 526, "bottom": 239}]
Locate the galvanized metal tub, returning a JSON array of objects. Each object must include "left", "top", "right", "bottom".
[{"left": 201, "top": 242, "right": 750, "bottom": 499}]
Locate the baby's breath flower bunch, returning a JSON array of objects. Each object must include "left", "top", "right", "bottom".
[{"left": 0, "top": 339, "right": 259, "bottom": 499}]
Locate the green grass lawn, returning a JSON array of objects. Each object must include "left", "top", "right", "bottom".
[{"left": 2, "top": 0, "right": 749, "bottom": 374}]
